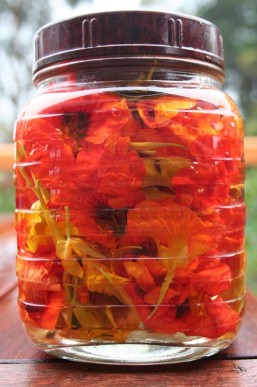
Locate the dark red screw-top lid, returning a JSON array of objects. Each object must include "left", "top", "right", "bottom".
[{"left": 33, "top": 11, "right": 224, "bottom": 75}]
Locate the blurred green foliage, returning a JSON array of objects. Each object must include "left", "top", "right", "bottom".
[
  {"left": 198, "top": 0, "right": 257, "bottom": 135},
  {"left": 198, "top": 0, "right": 257, "bottom": 293},
  {"left": 245, "top": 168, "right": 257, "bottom": 293},
  {"left": 0, "top": 0, "right": 51, "bottom": 141},
  {"left": 0, "top": 172, "right": 14, "bottom": 213}
]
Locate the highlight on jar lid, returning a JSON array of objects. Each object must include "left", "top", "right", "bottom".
[{"left": 33, "top": 10, "right": 224, "bottom": 74}]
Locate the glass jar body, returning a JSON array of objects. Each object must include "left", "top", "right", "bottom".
[{"left": 14, "top": 63, "right": 246, "bottom": 364}]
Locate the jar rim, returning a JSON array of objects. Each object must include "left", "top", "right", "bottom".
[{"left": 33, "top": 10, "right": 224, "bottom": 76}]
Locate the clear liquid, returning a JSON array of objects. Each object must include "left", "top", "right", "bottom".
[{"left": 14, "top": 87, "right": 246, "bottom": 363}]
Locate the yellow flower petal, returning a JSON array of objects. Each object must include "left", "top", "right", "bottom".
[{"left": 84, "top": 261, "right": 129, "bottom": 296}]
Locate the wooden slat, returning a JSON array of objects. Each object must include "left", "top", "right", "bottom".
[
  {"left": 244, "top": 136, "right": 257, "bottom": 166},
  {"left": 1, "top": 139, "right": 257, "bottom": 170},
  {"left": 0, "top": 360, "right": 256, "bottom": 386},
  {"left": 0, "top": 143, "right": 14, "bottom": 171}
]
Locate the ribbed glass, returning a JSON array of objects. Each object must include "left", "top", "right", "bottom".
[{"left": 14, "top": 67, "right": 245, "bottom": 364}]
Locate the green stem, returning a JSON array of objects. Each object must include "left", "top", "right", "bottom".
[
  {"left": 71, "top": 277, "right": 79, "bottom": 305},
  {"left": 147, "top": 270, "right": 175, "bottom": 320},
  {"left": 18, "top": 167, "right": 32, "bottom": 188},
  {"left": 105, "top": 307, "right": 118, "bottom": 329},
  {"left": 62, "top": 271, "right": 73, "bottom": 329},
  {"left": 95, "top": 265, "right": 140, "bottom": 322},
  {"left": 65, "top": 206, "right": 71, "bottom": 240},
  {"left": 130, "top": 141, "right": 186, "bottom": 152},
  {"left": 16, "top": 142, "right": 64, "bottom": 245},
  {"left": 33, "top": 180, "right": 63, "bottom": 245}
]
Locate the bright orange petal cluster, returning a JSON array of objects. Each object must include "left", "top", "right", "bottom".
[{"left": 15, "top": 87, "right": 245, "bottom": 343}]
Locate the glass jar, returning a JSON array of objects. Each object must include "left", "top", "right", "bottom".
[{"left": 14, "top": 11, "right": 246, "bottom": 364}]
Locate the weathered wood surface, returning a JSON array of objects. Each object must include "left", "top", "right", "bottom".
[{"left": 0, "top": 360, "right": 257, "bottom": 386}]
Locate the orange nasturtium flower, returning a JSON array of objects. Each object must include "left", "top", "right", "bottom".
[
  {"left": 39, "top": 92, "right": 131, "bottom": 148},
  {"left": 137, "top": 96, "right": 196, "bottom": 128},
  {"left": 126, "top": 198, "right": 213, "bottom": 316},
  {"left": 15, "top": 118, "right": 76, "bottom": 189},
  {"left": 75, "top": 137, "right": 146, "bottom": 209}
]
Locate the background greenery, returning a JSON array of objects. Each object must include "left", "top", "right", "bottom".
[{"left": 0, "top": 0, "right": 256, "bottom": 293}]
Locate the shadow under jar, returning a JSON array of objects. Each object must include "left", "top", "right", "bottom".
[{"left": 14, "top": 11, "right": 246, "bottom": 364}]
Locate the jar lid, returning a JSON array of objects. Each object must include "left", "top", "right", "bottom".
[{"left": 33, "top": 10, "right": 224, "bottom": 75}]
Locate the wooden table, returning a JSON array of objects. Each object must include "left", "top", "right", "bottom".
[{"left": 1, "top": 215, "right": 257, "bottom": 386}]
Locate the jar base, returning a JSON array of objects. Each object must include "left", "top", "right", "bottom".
[
  {"left": 43, "top": 343, "right": 225, "bottom": 365},
  {"left": 25, "top": 324, "right": 234, "bottom": 364}
]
